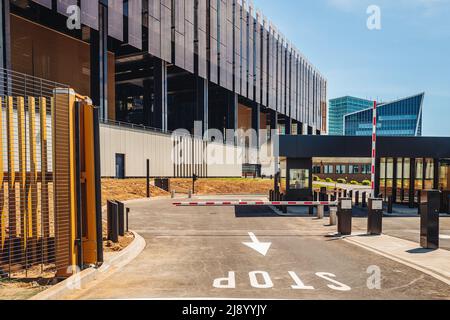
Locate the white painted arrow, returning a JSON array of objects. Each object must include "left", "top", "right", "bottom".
[{"left": 242, "top": 232, "right": 272, "bottom": 256}]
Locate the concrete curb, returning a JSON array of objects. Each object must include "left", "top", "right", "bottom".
[
  {"left": 29, "top": 231, "right": 146, "bottom": 300},
  {"left": 344, "top": 236, "right": 450, "bottom": 286}
]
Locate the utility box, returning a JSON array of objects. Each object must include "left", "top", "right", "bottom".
[
  {"left": 368, "top": 198, "right": 383, "bottom": 235},
  {"left": 338, "top": 198, "right": 352, "bottom": 235},
  {"left": 420, "top": 190, "right": 440, "bottom": 249}
]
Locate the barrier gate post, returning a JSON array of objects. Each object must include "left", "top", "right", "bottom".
[{"left": 420, "top": 190, "right": 440, "bottom": 249}]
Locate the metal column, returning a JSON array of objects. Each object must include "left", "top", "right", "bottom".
[{"left": 90, "top": 2, "right": 108, "bottom": 121}]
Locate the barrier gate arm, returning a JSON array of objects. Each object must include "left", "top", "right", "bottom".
[{"left": 173, "top": 201, "right": 338, "bottom": 207}]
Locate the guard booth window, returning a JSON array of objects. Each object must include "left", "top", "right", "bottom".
[
  {"left": 289, "top": 169, "right": 310, "bottom": 190},
  {"left": 440, "top": 161, "right": 449, "bottom": 190}
]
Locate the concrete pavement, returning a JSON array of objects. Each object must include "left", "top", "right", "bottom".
[{"left": 66, "top": 197, "right": 450, "bottom": 300}]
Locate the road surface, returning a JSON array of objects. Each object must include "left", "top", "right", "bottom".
[{"left": 68, "top": 197, "right": 450, "bottom": 300}]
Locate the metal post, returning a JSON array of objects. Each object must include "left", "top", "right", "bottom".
[
  {"left": 355, "top": 191, "right": 360, "bottom": 206},
  {"left": 126, "top": 208, "right": 130, "bottom": 232},
  {"left": 317, "top": 205, "right": 324, "bottom": 219},
  {"left": 329, "top": 207, "right": 337, "bottom": 226},
  {"left": 417, "top": 190, "right": 422, "bottom": 215},
  {"left": 447, "top": 194, "right": 450, "bottom": 215},
  {"left": 420, "top": 190, "right": 440, "bottom": 249},
  {"left": 368, "top": 198, "right": 383, "bottom": 235},
  {"left": 117, "top": 201, "right": 125, "bottom": 237},
  {"left": 387, "top": 195, "right": 393, "bottom": 214},
  {"left": 93, "top": 107, "right": 104, "bottom": 265},
  {"left": 337, "top": 198, "right": 352, "bottom": 235},
  {"left": 362, "top": 192, "right": 367, "bottom": 208},
  {"left": 146, "top": 159, "right": 150, "bottom": 198},
  {"left": 107, "top": 201, "right": 119, "bottom": 243}
]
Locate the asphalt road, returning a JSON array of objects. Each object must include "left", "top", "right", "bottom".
[{"left": 68, "top": 197, "right": 450, "bottom": 300}]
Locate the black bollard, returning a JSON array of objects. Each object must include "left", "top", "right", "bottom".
[
  {"left": 355, "top": 191, "right": 360, "bottom": 206},
  {"left": 368, "top": 198, "right": 383, "bottom": 235},
  {"left": 387, "top": 195, "right": 393, "bottom": 214},
  {"left": 417, "top": 190, "right": 422, "bottom": 215},
  {"left": 362, "top": 192, "right": 367, "bottom": 208},
  {"left": 420, "top": 190, "right": 440, "bottom": 249},
  {"left": 126, "top": 208, "right": 130, "bottom": 232},
  {"left": 107, "top": 200, "right": 119, "bottom": 243},
  {"left": 337, "top": 198, "right": 352, "bottom": 235},
  {"left": 117, "top": 201, "right": 125, "bottom": 236}
]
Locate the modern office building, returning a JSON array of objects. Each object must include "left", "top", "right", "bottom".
[
  {"left": 2, "top": 0, "right": 327, "bottom": 177},
  {"left": 328, "top": 96, "right": 373, "bottom": 135},
  {"left": 344, "top": 93, "right": 424, "bottom": 137},
  {"left": 3, "top": 0, "right": 327, "bottom": 136}
]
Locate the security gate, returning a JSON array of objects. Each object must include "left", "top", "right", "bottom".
[{"left": 0, "top": 68, "right": 103, "bottom": 279}]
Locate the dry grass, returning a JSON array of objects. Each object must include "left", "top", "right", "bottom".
[
  {"left": 169, "top": 178, "right": 273, "bottom": 195},
  {"left": 101, "top": 178, "right": 169, "bottom": 206}
]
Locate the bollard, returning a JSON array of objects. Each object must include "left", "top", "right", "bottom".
[
  {"left": 329, "top": 207, "right": 337, "bottom": 226},
  {"left": 317, "top": 205, "right": 324, "bottom": 219},
  {"left": 349, "top": 190, "right": 353, "bottom": 202},
  {"left": 188, "top": 189, "right": 193, "bottom": 199},
  {"left": 362, "top": 192, "right": 367, "bottom": 208},
  {"left": 107, "top": 200, "right": 119, "bottom": 243},
  {"left": 448, "top": 194, "right": 450, "bottom": 214},
  {"left": 355, "top": 191, "right": 360, "bottom": 206},
  {"left": 126, "top": 208, "right": 130, "bottom": 232},
  {"left": 320, "top": 187, "right": 329, "bottom": 212},
  {"left": 171, "top": 190, "right": 176, "bottom": 199},
  {"left": 387, "top": 195, "right": 393, "bottom": 214},
  {"left": 417, "top": 190, "right": 422, "bottom": 215},
  {"left": 368, "top": 198, "right": 383, "bottom": 235},
  {"left": 343, "top": 189, "right": 347, "bottom": 198},
  {"left": 420, "top": 190, "right": 440, "bottom": 249},
  {"left": 117, "top": 201, "right": 125, "bottom": 237},
  {"left": 337, "top": 198, "right": 352, "bottom": 235}
]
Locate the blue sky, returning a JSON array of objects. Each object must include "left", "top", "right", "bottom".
[{"left": 254, "top": 0, "right": 450, "bottom": 136}]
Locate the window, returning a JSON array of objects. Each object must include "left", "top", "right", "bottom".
[
  {"left": 336, "top": 165, "right": 346, "bottom": 174},
  {"left": 324, "top": 165, "right": 334, "bottom": 174},
  {"left": 349, "top": 165, "right": 359, "bottom": 174},
  {"left": 361, "top": 164, "right": 371, "bottom": 174},
  {"left": 312, "top": 166, "right": 322, "bottom": 174},
  {"left": 289, "top": 169, "right": 310, "bottom": 189}
]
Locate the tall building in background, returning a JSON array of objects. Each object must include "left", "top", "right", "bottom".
[
  {"left": 344, "top": 93, "right": 424, "bottom": 136},
  {"left": 328, "top": 96, "right": 373, "bottom": 135}
]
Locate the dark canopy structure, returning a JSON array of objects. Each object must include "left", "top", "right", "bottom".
[{"left": 279, "top": 135, "right": 450, "bottom": 210}]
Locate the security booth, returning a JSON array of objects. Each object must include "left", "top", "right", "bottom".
[
  {"left": 279, "top": 135, "right": 450, "bottom": 208},
  {"left": 279, "top": 158, "right": 313, "bottom": 201}
]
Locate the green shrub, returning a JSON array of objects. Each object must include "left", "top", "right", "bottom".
[
  {"left": 313, "top": 175, "right": 320, "bottom": 182},
  {"left": 350, "top": 180, "right": 359, "bottom": 185},
  {"left": 362, "top": 180, "right": 371, "bottom": 186},
  {"left": 337, "top": 178, "right": 347, "bottom": 184},
  {"left": 325, "top": 178, "right": 334, "bottom": 183}
]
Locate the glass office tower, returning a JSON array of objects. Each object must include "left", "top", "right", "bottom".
[
  {"left": 344, "top": 93, "right": 424, "bottom": 137},
  {"left": 328, "top": 96, "right": 373, "bottom": 135}
]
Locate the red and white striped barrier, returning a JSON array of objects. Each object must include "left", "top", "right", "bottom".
[{"left": 173, "top": 201, "right": 338, "bottom": 207}]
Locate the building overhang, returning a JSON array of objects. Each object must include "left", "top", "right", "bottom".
[{"left": 279, "top": 135, "right": 450, "bottom": 159}]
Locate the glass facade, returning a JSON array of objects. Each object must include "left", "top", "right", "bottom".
[
  {"left": 344, "top": 94, "right": 424, "bottom": 136},
  {"left": 328, "top": 96, "right": 373, "bottom": 135}
]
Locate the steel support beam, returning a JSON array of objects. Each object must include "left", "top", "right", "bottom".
[
  {"left": 153, "top": 59, "right": 168, "bottom": 132},
  {"left": 91, "top": 2, "right": 108, "bottom": 121}
]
